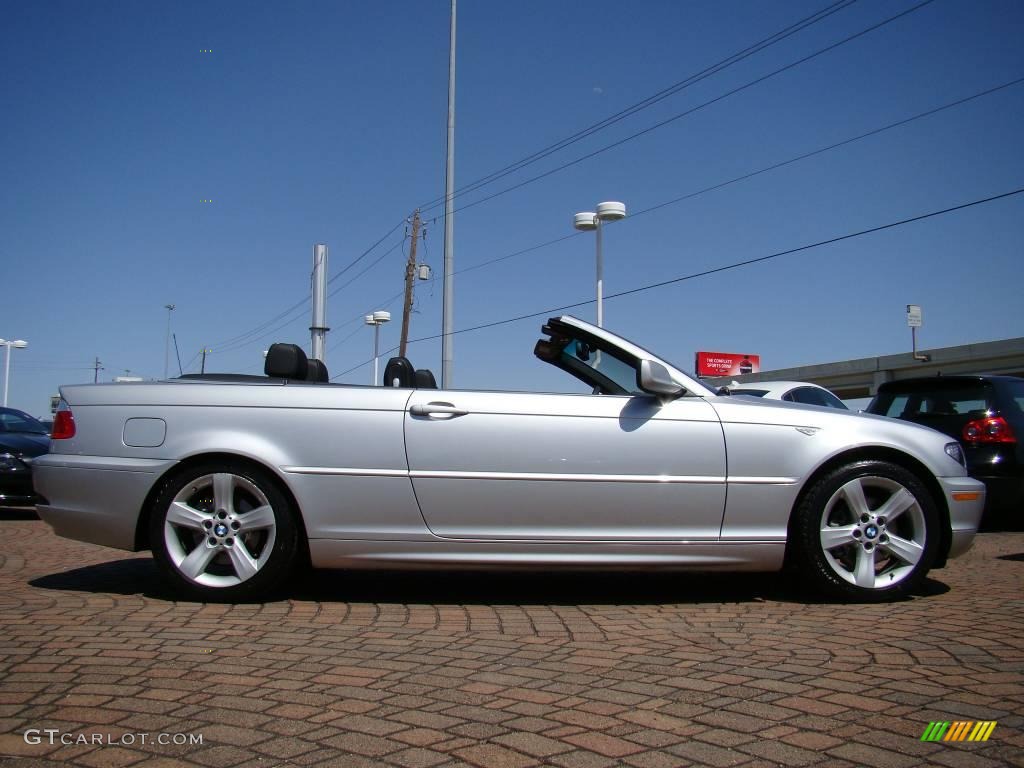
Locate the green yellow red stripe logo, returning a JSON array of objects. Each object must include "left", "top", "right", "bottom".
[{"left": 921, "top": 721, "right": 996, "bottom": 742}]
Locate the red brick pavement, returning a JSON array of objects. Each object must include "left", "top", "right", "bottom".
[{"left": 0, "top": 512, "right": 1021, "bottom": 767}]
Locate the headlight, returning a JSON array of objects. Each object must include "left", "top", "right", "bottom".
[
  {"left": 0, "top": 453, "right": 27, "bottom": 472},
  {"left": 944, "top": 442, "right": 966, "bottom": 467}
]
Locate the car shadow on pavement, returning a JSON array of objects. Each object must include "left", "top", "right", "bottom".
[
  {"left": 0, "top": 505, "right": 39, "bottom": 521},
  {"left": 30, "top": 557, "right": 180, "bottom": 601},
  {"left": 28, "top": 556, "right": 950, "bottom": 606},
  {"left": 290, "top": 567, "right": 950, "bottom": 606}
]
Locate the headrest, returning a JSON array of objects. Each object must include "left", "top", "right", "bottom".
[
  {"left": 383, "top": 357, "right": 415, "bottom": 388},
  {"left": 414, "top": 369, "right": 437, "bottom": 389},
  {"left": 306, "top": 358, "right": 329, "bottom": 382},
  {"left": 265, "top": 343, "right": 308, "bottom": 379}
]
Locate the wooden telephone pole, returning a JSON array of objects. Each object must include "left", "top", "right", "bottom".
[{"left": 399, "top": 210, "right": 421, "bottom": 357}]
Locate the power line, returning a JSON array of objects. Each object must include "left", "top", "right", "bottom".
[
  {"left": 416, "top": 0, "right": 859, "bottom": 214},
  {"left": 325, "top": 234, "right": 406, "bottom": 302},
  {"left": 325, "top": 219, "right": 406, "bottom": 287},
  {"left": 337, "top": 187, "right": 1021, "bottom": 370},
  {"left": 326, "top": 291, "right": 406, "bottom": 356},
  {"left": 448, "top": 0, "right": 938, "bottom": 218},
  {"left": 450, "top": 76, "right": 1024, "bottom": 279},
  {"left": 206, "top": 219, "right": 407, "bottom": 352}
]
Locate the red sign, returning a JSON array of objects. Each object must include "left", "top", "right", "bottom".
[{"left": 695, "top": 351, "right": 760, "bottom": 377}]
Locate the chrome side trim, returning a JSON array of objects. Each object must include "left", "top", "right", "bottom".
[
  {"left": 411, "top": 470, "right": 724, "bottom": 483},
  {"left": 283, "top": 466, "right": 408, "bottom": 477},
  {"left": 283, "top": 466, "right": 797, "bottom": 484}
]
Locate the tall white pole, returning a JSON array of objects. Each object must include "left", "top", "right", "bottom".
[
  {"left": 372, "top": 325, "right": 381, "bottom": 386},
  {"left": 595, "top": 220, "right": 604, "bottom": 328},
  {"left": 441, "top": 0, "right": 457, "bottom": 388},
  {"left": 2, "top": 344, "right": 10, "bottom": 407},
  {"left": 311, "top": 244, "right": 329, "bottom": 362}
]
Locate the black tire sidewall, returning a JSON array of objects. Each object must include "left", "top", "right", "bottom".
[
  {"left": 793, "top": 460, "right": 940, "bottom": 601},
  {"left": 149, "top": 461, "right": 298, "bottom": 602}
]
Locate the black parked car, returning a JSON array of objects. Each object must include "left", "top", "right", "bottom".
[
  {"left": 0, "top": 407, "right": 50, "bottom": 506},
  {"left": 866, "top": 375, "right": 1023, "bottom": 525}
]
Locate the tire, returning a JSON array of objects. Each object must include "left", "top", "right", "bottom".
[
  {"left": 791, "top": 460, "right": 940, "bottom": 602},
  {"left": 149, "top": 461, "right": 299, "bottom": 602}
]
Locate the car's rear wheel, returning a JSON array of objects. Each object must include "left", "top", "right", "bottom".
[
  {"left": 791, "top": 460, "right": 939, "bottom": 601},
  {"left": 149, "top": 461, "right": 299, "bottom": 601}
]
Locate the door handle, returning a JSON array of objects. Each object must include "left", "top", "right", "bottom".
[{"left": 410, "top": 402, "right": 468, "bottom": 417}]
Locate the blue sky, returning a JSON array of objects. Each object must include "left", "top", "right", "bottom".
[{"left": 2, "top": 0, "right": 1022, "bottom": 415}]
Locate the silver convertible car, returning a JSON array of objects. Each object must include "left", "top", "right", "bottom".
[{"left": 34, "top": 316, "right": 984, "bottom": 602}]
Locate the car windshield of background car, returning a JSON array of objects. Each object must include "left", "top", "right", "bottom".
[{"left": 0, "top": 409, "right": 49, "bottom": 435}]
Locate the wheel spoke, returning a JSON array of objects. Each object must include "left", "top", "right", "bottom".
[
  {"left": 854, "top": 546, "right": 876, "bottom": 588},
  {"left": 166, "top": 502, "right": 209, "bottom": 531},
  {"left": 179, "top": 542, "right": 219, "bottom": 580},
  {"left": 875, "top": 487, "right": 917, "bottom": 523},
  {"left": 227, "top": 542, "right": 259, "bottom": 581},
  {"left": 235, "top": 505, "right": 275, "bottom": 533},
  {"left": 839, "top": 478, "right": 871, "bottom": 519},
  {"left": 880, "top": 533, "right": 924, "bottom": 566},
  {"left": 820, "top": 525, "right": 858, "bottom": 550},
  {"left": 212, "top": 473, "right": 235, "bottom": 514}
]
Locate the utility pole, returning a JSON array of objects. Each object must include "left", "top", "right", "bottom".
[
  {"left": 200, "top": 348, "right": 212, "bottom": 374},
  {"left": 93, "top": 357, "right": 103, "bottom": 383},
  {"left": 400, "top": 210, "right": 422, "bottom": 357}
]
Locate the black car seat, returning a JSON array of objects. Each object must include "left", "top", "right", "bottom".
[
  {"left": 383, "top": 357, "right": 415, "bottom": 388},
  {"left": 306, "top": 359, "right": 329, "bottom": 382},
  {"left": 414, "top": 369, "right": 438, "bottom": 389},
  {"left": 264, "top": 343, "right": 309, "bottom": 380}
]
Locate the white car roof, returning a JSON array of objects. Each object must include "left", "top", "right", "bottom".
[{"left": 729, "top": 381, "right": 832, "bottom": 398}]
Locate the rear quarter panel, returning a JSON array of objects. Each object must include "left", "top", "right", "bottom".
[{"left": 38, "top": 381, "right": 428, "bottom": 547}]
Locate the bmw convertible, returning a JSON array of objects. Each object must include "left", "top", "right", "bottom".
[{"left": 33, "top": 316, "right": 984, "bottom": 602}]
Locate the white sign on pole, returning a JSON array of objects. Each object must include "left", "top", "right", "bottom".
[{"left": 906, "top": 304, "right": 923, "bottom": 328}]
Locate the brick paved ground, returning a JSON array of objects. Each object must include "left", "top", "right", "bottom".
[{"left": 0, "top": 510, "right": 1021, "bottom": 768}]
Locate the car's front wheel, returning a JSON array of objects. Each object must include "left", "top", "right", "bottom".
[
  {"left": 791, "top": 460, "right": 940, "bottom": 601},
  {"left": 149, "top": 461, "right": 299, "bottom": 601}
]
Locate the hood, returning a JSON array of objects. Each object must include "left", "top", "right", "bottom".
[{"left": 0, "top": 432, "right": 51, "bottom": 458}]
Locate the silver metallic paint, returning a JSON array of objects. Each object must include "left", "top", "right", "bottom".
[{"left": 33, "top": 315, "right": 984, "bottom": 577}]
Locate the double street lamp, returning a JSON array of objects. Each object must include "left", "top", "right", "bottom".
[
  {"left": 364, "top": 311, "right": 391, "bottom": 385},
  {"left": 0, "top": 338, "right": 28, "bottom": 407},
  {"left": 573, "top": 201, "right": 626, "bottom": 328}
]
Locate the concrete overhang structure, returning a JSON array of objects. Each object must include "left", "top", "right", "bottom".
[{"left": 708, "top": 337, "right": 1024, "bottom": 400}]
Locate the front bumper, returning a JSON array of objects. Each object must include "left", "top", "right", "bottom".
[
  {"left": 33, "top": 455, "right": 177, "bottom": 551},
  {"left": 937, "top": 475, "right": 986, "bottom": 559}
]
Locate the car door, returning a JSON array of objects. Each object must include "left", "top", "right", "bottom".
[{"left": 404, "top": 388, "right": 726, "bottom": 540}]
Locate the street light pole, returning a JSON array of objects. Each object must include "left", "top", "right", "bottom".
[
  {"left": 365, "top": 311, "right": 391, "bottom": 385},
  {"left": 163, "top": 304, "right": 175, "bottom": 379},
  {"left": 441, "top": 0, "right": 457, "bottom": 389},
  {"left": 573, "top": 202, "right": 626, "bottom": 327},
  {"left": 0, "top": 339, "right": 29, "bottom": 407}
]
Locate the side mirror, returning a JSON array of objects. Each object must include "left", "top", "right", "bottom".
[{"left": 638, "top": 359, "right": 684, "bottom": 398}]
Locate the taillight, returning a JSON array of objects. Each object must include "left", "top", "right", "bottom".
[
  {"left": 961, "top": 416, "right": 1016, "bottom": 444},
  {"left": 52, "top": 402, "right": 76, "bottom": 440}
]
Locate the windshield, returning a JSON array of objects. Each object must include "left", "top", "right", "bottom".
[
  {"left": 562, "top": 339, "right": 643, "bottom": 395},
  {"left": 0, "top": 408, "right": 49, "bottom": 435}
]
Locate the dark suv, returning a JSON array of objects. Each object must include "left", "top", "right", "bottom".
[{"left": 866, "top": 375, "right": 1023, "bottom": 525}]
